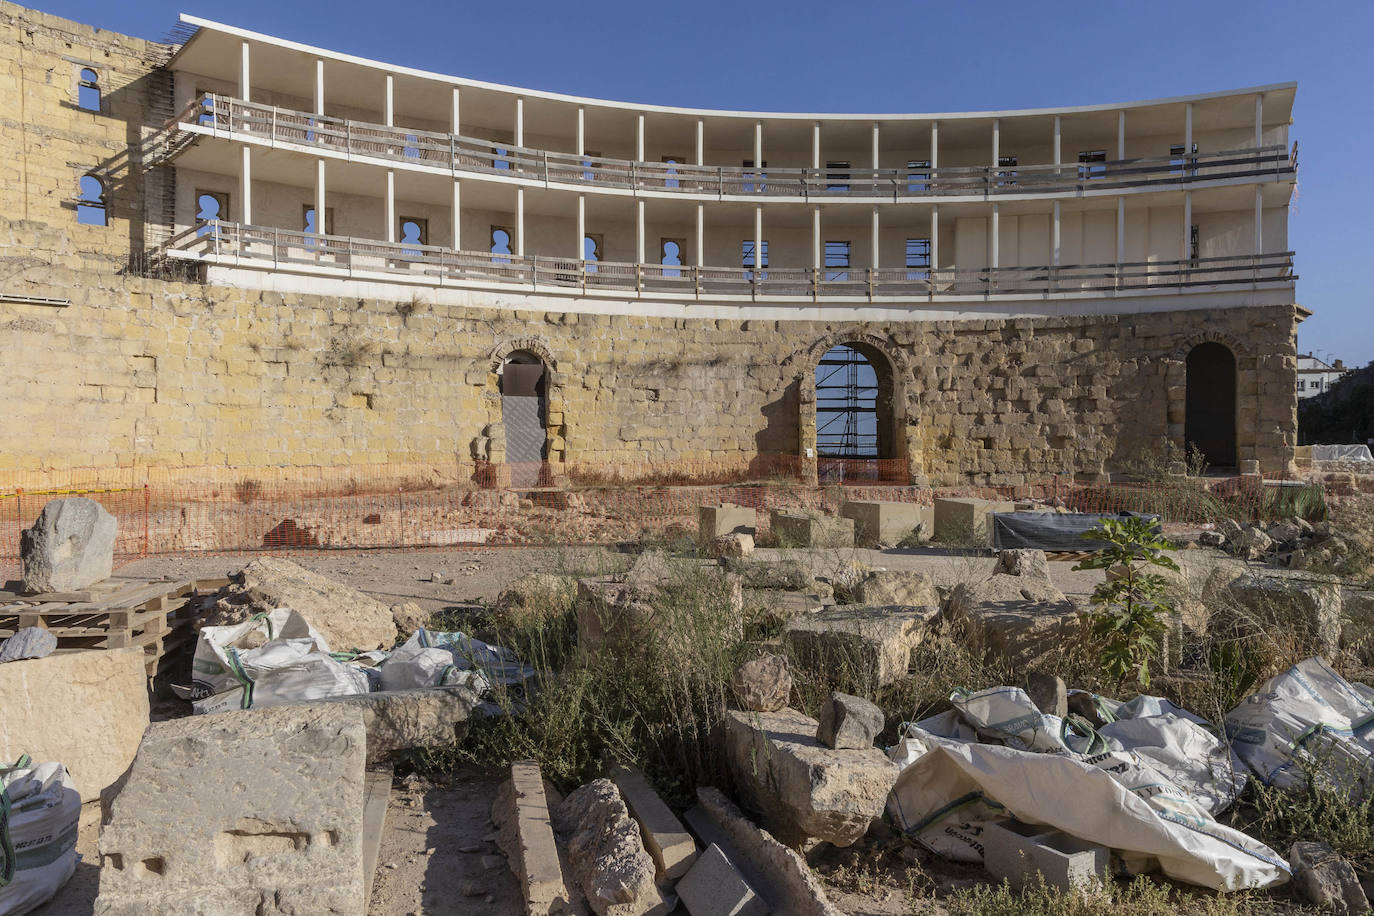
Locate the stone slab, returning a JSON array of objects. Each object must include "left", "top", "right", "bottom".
[
  {"left": 362, "top": 768, "right": 391, "bottom": 900},
  {"left": 723, "top": 707, "right": 897, "bottom": 848},
  {"left": 305, "top": 686, "right": 478, "bottom": 763},
  {"left": 839, "top": 501, "right": 932, "bottom": 548},
  {"left": 933, "top": 498, "right": 1015, "bottom": 547},
  {"left": 700, "top": 505, "right": 758, "bottom": 544},
  {"left": 783, "top": 605, "right": 938, "bottom": 689},
  {"left": 0, "top": 647, "right": 148, "bottom": 804},
  {"left": 610, "top": 763, "right": 697, "bottom": 881},
  {"left": 769, "top": 510, "right": 854, "bottom": 549},
  {"left": 230, "top": 556, "right": 398, "bottom": 652},
  {"left": 492, "top": 760, "right": 576, "bottom": 915},
  {"left": 676, "top": 843, "right": 768, "bottom": 916},
  {"left": 982, "top": 819, "right": 1109, "bottom": 892},
  {"left": 95, "top": 703, "right": 368, "bottom": 916}
]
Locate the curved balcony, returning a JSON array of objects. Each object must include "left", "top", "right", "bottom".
[
  {"left": 172, "top": 95, "right": 1297, "bottom": 204},
  {"left": 164, "top": 221, "right": 1295, "bottom": 302}
]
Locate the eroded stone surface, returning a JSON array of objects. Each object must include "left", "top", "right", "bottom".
[
  {"left": 307, "top": 686, "right": 478, "bottom": 763},
  {"left": 851, "top": 570, "right": 939, "bottom": 608},
  {"left": 942, "top": 572, "right": 1085, "bottom": 666},
  {"left": 95, "top": 703, "right": 367, "bottom": 916},
  {"left": 995, "top": 549, "right": 1051, "bottom": 581},
  {"left": 730, "top": 654, "right": 793, "bottom": 713},
  {"left": 1224, "top": 574, "right": 1342, "bottom": 656},
  {"left": 815, "top": 692, "right": 884, "bottom": 750},
  {"left": 783, "top": 605, "right": 936, "bottom": 689},
  {"left": 21, "top": 497, "right": 117, "bottom": 593},
  {"left": 1290, "top": 841, "right": 1371, "bottom": 915},
  {"left": 552, "top": 779, "right": 666, "bottom": 916},
  {"left": 493, "top": 760, "right": 577, "bottom": 915}
]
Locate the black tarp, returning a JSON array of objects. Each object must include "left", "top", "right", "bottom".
[{"left": 991, "top": 511, "right": 1161, "bottom": 551}]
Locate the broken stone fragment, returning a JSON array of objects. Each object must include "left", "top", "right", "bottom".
[
  {"left": 729, "top": 654, "right": 793, "bottom": 713},
  {"left": 0, "top": 626, "right": 57, "bottom": 662},
  {"left": 21, "top": 496, "right": 117, "bottom": 593},
  {"left": 942, "top": 571, "right": 1085, "bottom": 668},
  {"left": 850, "top": 570, "right": 939, "bottom": 607},
  {"left": 783, "top": 605, "right": 936, "bottom": 690},
  {"left": 710, "top": 532, "right": 755, "bottom": 559},
  {"left": 815, "top": 692, "right": 884, "bottom": 750},
  {"left": 1023, "top": 672, "right": 1067, "bottom": 718},
  {"left": 552, "top": 778, "right": 667, "bottom": 916},
  {"left": 994, "top": 548, "right": 1051, "bottom": 581},
  {"left": 1289, "top": 841, "right": 1371, "bottom": 915}
]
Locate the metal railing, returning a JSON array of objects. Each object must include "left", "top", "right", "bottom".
[
  {"left": 167, "top": 220, "right": 1296, "bottom": 300},
  {"left": 175, "top": 95, "right": 1296, "bottom": 201}
]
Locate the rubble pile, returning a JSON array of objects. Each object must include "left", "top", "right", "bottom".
[{"left": 1210, "top": 514, "right": 1353, "bottom": 570}]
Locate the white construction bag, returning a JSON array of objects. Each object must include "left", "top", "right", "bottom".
[
  {"left": 0, "top": 757, "right": 79, "bottom": 916},
  {"left": 1225, "top": 657, "right": 1374, "bottom": 796},
  {"left": 378, "top": 628, "right": 531, "bottom": 693},
  {"left": 183, "top": 608, "right": 371, "bottom": 713}
]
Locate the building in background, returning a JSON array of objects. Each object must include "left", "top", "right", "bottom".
[{"left": 1296, "top": 354, "right": 1349, "bottom": 399}]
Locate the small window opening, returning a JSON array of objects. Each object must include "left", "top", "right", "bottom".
[
  {"left": 742, "top": 159, "right": 767, "bottom": 193},
  {"left": 491, "top": 226, "right": 513, "bottom": 263},
  {"left": 398, "top": 217, "right": 427, "bottom": 256},
  {"left": 77, "top": 174, "right": 106, "bottom": 225},
  {"left": 583, "top": 234, "right": 602, "bottom": 273},
  {"left": 1077, "top": 150, "right": 1107, "bottom": 180},
  {"left": 493, "top": 146, "right": 511, "bottom": 171},
  {"left": 826, "top": 161, "right": 850, "bottom": 193},
  {"left": 996, "top": 154, "right": 1018, "bottom": 186},
  {"left": 742, "top": 239, "right": 768, "bottom": 280},
  {"left": 905, "top": 238, "right": 931, "bottom": 279},
  {"left": 404, "top": 134, "right": 420, "bottom": 160},
  {"left": 77, "top": 67, "right": 100, "bottom": 112},
  {"left": 660, "top": 238, "right": 683, "bottom": 278},
  {"left": 195, "top": 190, "right": 228, "bottom": 237},
  {"left": 906, "top": 159, "right": 931, "bottom": 193},
  {"left": 1171, "top": 142, "right": 1199, "bottom": 177},
  {"left": 825, "top": 240, "right": 851, "bottom": 282}
]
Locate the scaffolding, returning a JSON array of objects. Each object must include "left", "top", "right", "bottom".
[{"left": 815, "top": 345, "right": 878, "bottom": 458}]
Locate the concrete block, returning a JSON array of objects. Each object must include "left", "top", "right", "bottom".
[
  {"left": 611, "top": 763, "right": 697, "bottom": 881},
  {"left": 933, "top": 497, "right": 1015, "bottom": 547},
  {"left": 0, "top": 647, "right": 149, "bottom": 804},
  {"left": 769, "top": 510, "right": 854, "bottom": 549},
  {"left": 839, "top": 500, "right": 932, "bottom": 548},
  {"left": 699, "top": 504, "right": 758, "bottom": 545},
  {"left": 982, "top": 819, "right": 1109, "bottom": 892},
  {"left": 492, "top": 760, "right": 576, "bottom": 915},
  {"left": 676, "top": 844, "right": 769, "bottom": 916}
]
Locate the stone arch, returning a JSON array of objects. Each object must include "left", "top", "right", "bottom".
[
  {"left": 477, "top": 338, "right": 566, "bottom": 486},
  {"left": 787, "top": 329, "right": 921, "bottom": 484},
  {"left": 1164, "top": 332, "right": 1253, "bottom": 470}
]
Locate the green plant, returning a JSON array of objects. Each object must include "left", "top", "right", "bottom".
[
  {"left": 1237, "top": 759, "right": 1374, "bottom": 871},
  {"left": 1073, "top": 516, "right": 1178, "bottom": 691},
  {"left": 895, "top": 524, "right": 926, "bottom": 548},
  {"left": 941, "top": 874, "right": 1269, "bottom": 916}
]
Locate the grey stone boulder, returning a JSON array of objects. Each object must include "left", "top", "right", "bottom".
[
  {"left": 21, "top": 497, "right": 117, "bottom": 593},
  {"left": 1290, "top": 841, "right": 1371, "bottom": 915},
  {"left": 0, "top": 626, "right": 57, "bottom": 662},
  {"left": 1230, "top": 526, "right": 1274, "bottom": 560},
  {"left": 1024, "top": 672, "right": 1067, "bottom": 718},
  {"left": 851, "top": 570, "right": 939, "bottom": 607},
  {"left": 942, "top": 572, "right": 1086, "bottom": 667},
  {"left": 995, "top": 548, "right": 1051, "bottom": 581},
  {"left": 1197, "top": 529, "right": 1227, "bottom": 548},
  {"left": 553, "top": 778, "right": 667, "bottom": 915},
  {"left": 724, "top": 707, "right": 898, "bottom": 847},
  {"left": 1223, "top": 574, "right": 1343, "bottom": 656},
  {"left": 730, "top": 654, "right": 792, "bottom": 712},
  {"left": 95, "top": 703, "right": 368, "bottom": 916},
  {"left": 816, "top": 692, "right": 884, "bottom": 749}
]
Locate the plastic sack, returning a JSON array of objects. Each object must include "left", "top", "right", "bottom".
[
  {"left": 378, "top": 628, "right": 531, "bottom": 693},
  {"left": 181, "top": 608, "right": 371, "bottom": 713},
  {"left": 1224, "top": 657, "right": 1374, "bottom": 797},
  {"left": 0, "top": 757, "right": 79, "bottom": 916}
]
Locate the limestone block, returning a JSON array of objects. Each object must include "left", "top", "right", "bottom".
[
  {"left": 95, "top": 704, "right": 368, "bottom": 916},
  {"left": 1289, "top": 841, "right": 1371, "bottom": 915},
  {"left": 21, "top": 497, "right": 117, "bottom": 593},
  {"left": 838, "top": 500, "right": 932, "bottom": 548},
  {"left": 769, "top": 510, "right": 854, "bottom": 549},
  {"left": 675, "top": 844, "right": 768, "bottom": 916},
  {"left": 983, "top": 819, "right": 1109, "bottom": 892},
  {"left": 783, "top": 605, "right": 937, "bottom": 689},
  {"left": 553, "top": 778, "right": 667, "bottom": 916},
  {"left": 576, "top": 577, "right": 657, "bottom": 654},
  {"left": 699, "top": 504, "right": 758, "bottom": 545},
  {"left": 1223, "top": 575, "right": 1342, "bottom": 656},
  {"left": 610, "top": 764, "right": 697, "bottom": 881},
  {"left": 492, "top": 760, "right": 576, "bottom": 915},
  {"left": 710, "top": 533, "right": 755, "bottom": 559},
  {"left": 1024, "top": 672, "right": 1068, "bottom": 718},
  {"left": 305, "top": 686, "right": 478, "bottom": 763},
  {"left": 995, "top": 549, "right": 1051, "bottom": 581},
  {"left": 729, "top": 654, "right": 792, "bottom": 713},
  {"left": 943, "top": 573, "right": 1085, "bottom": 667},
  {"left": 723, "top": 707, "right": 898, "bottom": 848},
  {"left": 815, "top": 692, "right": 884, "bottom": 750},
  {"left": 932, "top": 498, "right": 1015, "bottom": 547},
  {"left": 851, "top": 570, "right": 939, "bottom": 607},
  {"left": 0, "top": 647, "right": 148, "bottom": 803}
]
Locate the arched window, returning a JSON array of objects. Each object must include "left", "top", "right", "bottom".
[
  {"left": 491, "top": 227, "right": 512, "bottom": 264},
  {"left": 195, "top": 190, "right": 227, "bottom": 237},
  {"left": 816, "top": 344, "right": 879, "bottom": 459},
  {"left": 77, "top": 67, "right": 100, "bottom": 112},
  {"left": 661, "top": 239, "right": 682, "bottom": 278},
  {"left": 662, "top": 157, "right": 680, "bottom": 190},
  {"left": 1185, "top": 342, "right": 1237, "bottom": 468},
  {"left": 77, "top": 174, "right": 106, "bottom": 226}
]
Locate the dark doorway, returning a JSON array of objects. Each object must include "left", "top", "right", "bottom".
[
  {"left": 1185, "top": 342, "right": 1237, "bottom": 468},
  {"left": 500, "top": 352, "right": 547, "bottom": 488}
]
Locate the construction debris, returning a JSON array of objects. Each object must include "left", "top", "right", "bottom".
[
  {"left": 0, "top": 758, "right": 80, "bottom": 915},
  {"left": 1289, "top": 841, "right": 1372, "bottom": 915},
  {"left": 553, "top": 778, "right": 668, "bottom": 916},
  {"left": 729, "top": 655, "right": 792, "bottom": 713},
  {"left": 21, "top": 497, "right": 117, "bottom": 594},
  {"left": 610, "top": 764, "right": 697, "bottom": 882},
  {"left": 675, "top": 844, "right": 766, "bottom": 916}
]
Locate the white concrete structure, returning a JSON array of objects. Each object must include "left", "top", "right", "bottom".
[
  {"left": 158, "top": 16, "right": 1297, "bottom": 317},
  {"left": 1296, "top": 354, "right": 1349, "bottom": 399}
]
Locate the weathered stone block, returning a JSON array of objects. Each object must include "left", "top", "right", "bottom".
[
  {"left": 553, "top": 778, "right": 667, "bottom": 915},
  {"left": 838, "top": 500, "right": 932, "bottom": 548},
  {"left": 699, "top": 504, "right": 758, "bottom": 545},
  {"left": 1289, "top": 841, "right": 1371, "bottom": 915},
  {"left": 21, "top": 497, "right": 117, "bottom": 593},
  {"left": 305, "top": 686, "right": 478, "bottom": 763},
  {"left": 0, "top": 647, "right": 148, "bottom": 803},
  {"left": 610, "top": 764, "right": 697, "bottom": 881},
  {"left": 1224, "top": 574, "right": 1342, "bottom": 656},
  {"left": 783, "top": 605, "right": 936, "bottom": 689},
  {"left": 492, "top": 760, "right": 576, "bottom": 915},
  {"left": 724, "top": 707, "right": 897, "bottom": 848},
  {"left": 95, "top": 704, "right": 367, "bottom": 916},
  {"left": 224, "top": 557, "right": 398, "bottom": 652},
  {"left": 851, "top": 570, "right": 939, "bottom": 607},
  {"left": 943, "top": 572, "right": 1085, "bottom": 667},
  {"left": 815, "top": 692, "right": 884, "bottom": 749},
  {"left": 730, "top": 654, "right": 792, "bottom": 713},
  {"left": 769, "top": 510, "right": 854, "bottom": 549},
  {"left": 675, "top": 844, "right": 768, "bottom": 916},
  {"left": 932, "top": 497, "right": 1014, "bottom": 547}
]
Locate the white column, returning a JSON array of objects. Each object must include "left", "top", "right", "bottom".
[
  {"left": 636, "top": 113, "right": 645, "bottom": 161},
  {"left": 385, "top": 170, "right": 395, "bottom": 242},
  {"left": 1255, "top": 94, "right": 1263, "bottom": 148},
  {"left": 871, "top": 206, "right": 880, "bottom": 270},
  {"left": 695, "top": 203, "right": 704, "bottom": 266},
  {"left": 871, "top": 122, "right": 880, "bottom": 170},
  {"left": 930, "top": 120, "right": 939, "bottom": 168},
  {"left": 1255, "top": 186, "right": 1263, "bottom": 254},
  {"left": 695, "top": 118, "right": 704, "bottom": 166},
  {"left": 239, "top": 146, "right": 252, "bottom": 224},
  {"left": 1182, "top": 191, "right": 1192, "bottom": 260},
  {"left": 991, "top": 119, "right": 1000, "bottom": 167},
  {"left": 990, "top": 204, "right": 999, "bottom": 269},
  {"left": 314, "top": 159, "right": 325, "bottom": 236},
  {"left": 1117, "top": 110, "right": 1126, "bottom": 160},
  {"left": 238, "top": 40, "right": 250, "bottom": 100},
  {"left": 384, "top": 74, "right": 394, "bottom": 126},
  {"left": 1184, "top": 103, "right": 1193, "bottom": 154},
  {"left": 1053, "top": 115, "right": 1062, "bottom": 167},
  {"left": 516, "top": 188, "right": 525, "bottom": 256},
  {"left": 812, "top": 205, "right": 821, "bottom": 271},
  {"left": 636, "top": 200, "right": 645, "bottom": 264},
  {"left": 576, "top": 194, "right": 585, "bottom": 259},
  {"left": 515, "top": 97, "right": 523, "bottom": 147},
  {"left": 451, "top": 179, "right": 461, "bottom": 250},
  {"left": 1116, "top": 197, "right": 1125, "bottom": 264},
  {"left": 930, "top": 204, "right": 940, "bottom": 272},
  {"left": 753, "top": 205, "right": 763, "bottom": 276},
  {"left": 1052, "top": 200, "right": 1061, "bottom": 266},
  {"left": 451, "top": 87, "right": 460, "bottom": 134},
  {"left": 576, "top": 107, "right": 585, "bottom": 156},
  {"left": 812, "top": 122, "right": 821, "bottom": 170},
  {"left": 314, "top": 59, "right": 324, "bottom": 116}
]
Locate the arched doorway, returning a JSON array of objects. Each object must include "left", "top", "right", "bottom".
[
  {"left": 500, "top": 351, "right": 547, "bottom": 487},
  {"left": 1185, "top": 342, "right": 1237, "bottom": 468},
  {"left": 813, "top": 342, "right": 898, "bottom": 480}
]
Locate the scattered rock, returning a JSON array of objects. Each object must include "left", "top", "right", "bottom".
[
  {"left": 1223, "top": 574, "right": 1343, "bottom": 656},
  {"left": 1230, "top": 526, "right": 1274, "bottom": 560},
  {"left": 709, "top": 532, "right": 754, "bottom": 559},
  {"left": 1289, "top": 841, "right": 1371, "bottom": 915},
  {"left": 851, "top": 569, "right": 939, "bottom": 607},
  {"left": 816, "top": 692, "right": 884, "bottom": 749},
  {"left": 995, "top": 548, "right": 1051, "bottom": 581},
  {"left": 0, "top": 626, "right": 57, "bottom": 662},
  {"left": 553, "top": 779, "right": 666, "bottom": 916},
  {"left": 21, "top": 497, "right": 117, "bottom": 594},
  {"left": 730, "top": 654, "right": 792, "bottom": 712},
  {"left": 1024, "top": 672, "right": 1068, "bottom": 718},
  {"left": 305, "top": 686, "right": 478, "bottom": 763},
  {"left": 1197, "top": 530, "right": 1226, "bottom": 548},
  {"left": 942, "top": 570, "right": 1085, "bottom": 667},
  {"left": 390, "top": 602, "right": 428, "bottom": 637}
]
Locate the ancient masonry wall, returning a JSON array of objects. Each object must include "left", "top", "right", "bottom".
[{"left": 0, "top": 3, "right": 1300, "bottom": 487}]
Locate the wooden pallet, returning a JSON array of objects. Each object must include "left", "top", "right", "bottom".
[
  {"left": 0, "top": 576, "right": 231, "bottom": 675},
  {"left": 1045, "top": 550, "right": 1096, "bottom": 562}
]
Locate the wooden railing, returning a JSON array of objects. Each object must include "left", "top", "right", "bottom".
[
  {"left": 175, "top": 95, "right": 1296, "bottom": 201},
  {"left": 165, "top": 221, "right": 1296, "bottom": 300}
]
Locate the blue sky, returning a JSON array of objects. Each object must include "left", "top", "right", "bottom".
[{"left": 47, "top": 0, "right": 1373, "bottom": 368}]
